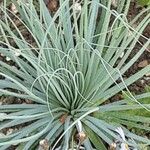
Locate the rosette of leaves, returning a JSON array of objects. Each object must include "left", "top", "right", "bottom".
[{"left": 0, "top": 0, "right": 150, "bottom": 149}]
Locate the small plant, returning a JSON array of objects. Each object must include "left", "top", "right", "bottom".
[{"left": 0, "top": 0, "right": 150, "bottom": 149}]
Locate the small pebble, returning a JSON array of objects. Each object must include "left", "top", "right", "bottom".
[
  {"left": 0, "top": 53, "right": 4, "bottom": 57},
  {"left": 145, "top": 72, "right": 150, "bottom": 77},
  {"left": 6, "top": 128, "right": 13, "bottom": 135},
  {"left": 39, "top": 139, "right": 49, "bottom": 150},
  {"left": 140, "top": 79, "right": 145, "bottom": 84},
  {"left": 11, "top": 3, "right": 18, "bottom": 14},
  {"left": 6, "top": 57, "right": 11, "bottom": 61},
  {"left": 111, "top": 0, "right": 117, "bottom": 7},
  {"left": 14, "top": 49, "right": 21, "bottom": 57}
]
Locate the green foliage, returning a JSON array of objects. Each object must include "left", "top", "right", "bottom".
[
  {"left": 138, "top": 0, "right": 150, "bottom": 6},
  {"left": 0, "top": 0, "right": 150, "bottom": 149},
  {"left": 121, "top": 89, "right": 150, "bottom": 137},
  {"left": 84, "top": 125, "right": 107, "bottom": 150}
]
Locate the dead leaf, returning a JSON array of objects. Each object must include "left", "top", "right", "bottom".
[
  {"left": 59, "top": 113, "right": 68, "bottom": 124},
  {"left": 138, "top": 60, "right": 148, "bottom": 68}
]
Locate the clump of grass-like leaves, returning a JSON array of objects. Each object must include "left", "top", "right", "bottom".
[{"left": 0, "top": 0, "right": 150, "bottom": 149}]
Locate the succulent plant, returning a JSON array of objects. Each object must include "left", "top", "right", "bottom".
[{"left": 0, "top": 0, "right": 150, "bottom": 149}]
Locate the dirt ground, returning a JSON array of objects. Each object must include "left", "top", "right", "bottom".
[{"left": 126, "top": 1, "right": 150, "bottom": 94}]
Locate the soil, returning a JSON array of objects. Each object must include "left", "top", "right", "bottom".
[{"left": 125, "top": 1, "right": 150, "bottom": 94}]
